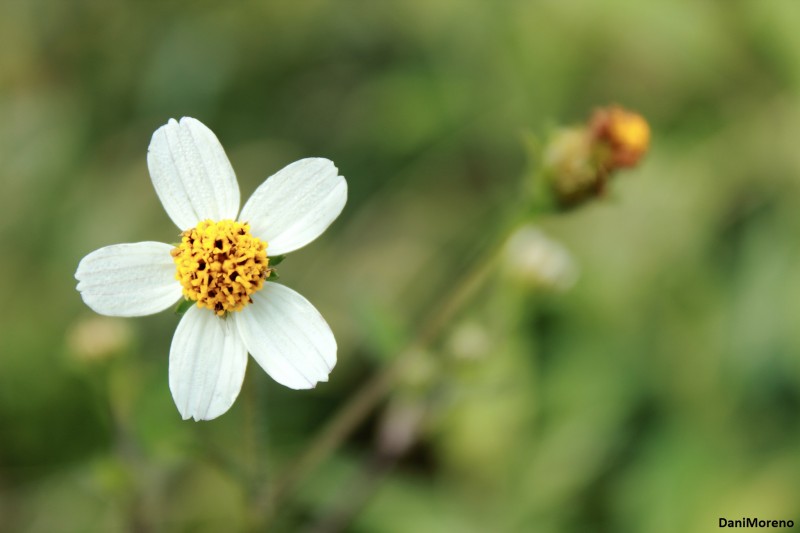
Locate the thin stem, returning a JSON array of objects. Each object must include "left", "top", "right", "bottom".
[{"left": 259, "top": 198, "right": 531, "bottom": 522}]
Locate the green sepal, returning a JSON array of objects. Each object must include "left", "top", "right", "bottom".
[
  {"left": 269, "top": 254, "right": 286, "bottom": 267},
  {"left": 268, "top": 269, "right": 280, "bottom": 281},
  {"left": 174, "top": 299, "right": 194, "bottom": 316}
]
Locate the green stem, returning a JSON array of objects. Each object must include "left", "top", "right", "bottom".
[{"left": 258, "top": 196, "right": 534, "bottom": 523}]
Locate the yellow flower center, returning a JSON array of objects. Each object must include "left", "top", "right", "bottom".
[{"left": 171, "top": 219, "right": 269, "bottom": 316}]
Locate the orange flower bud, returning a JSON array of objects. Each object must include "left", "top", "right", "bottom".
[
  {"left": 590, "top": 106, "right": 650, "bottom": 169},
  {"left": 536, "top": 106, "right": 650, "bottom": 210}
]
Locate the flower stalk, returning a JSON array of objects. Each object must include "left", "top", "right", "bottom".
[{"left": 258, "top": 105, "right": 650, "bottom": 527}]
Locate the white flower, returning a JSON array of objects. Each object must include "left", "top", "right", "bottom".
[
  {"left": 504, "top": 225, "right": 578, "bottom": 291},
  {"left": 75, "top": 117, "right": 347, "bottom": 421}
]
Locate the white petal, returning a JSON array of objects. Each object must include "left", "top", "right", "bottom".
[
  {"left": 147, "top": 117, "right": 240, "bottom": 230},
  {"left": 234, "top": 282, "right": 336, "bottom": 390},
  {"left": 239, "top": 158, "right": 347, "bottom": 256},
  {"left": 75, "top": 242, "right": 182, "bottom": 317},
  {"left": 169, "top": 306, "right": 248, "bottom": 421}
]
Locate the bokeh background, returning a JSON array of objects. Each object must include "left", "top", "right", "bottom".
[{"left": 3, "top": 1, "right": 800, "bottom": 531}]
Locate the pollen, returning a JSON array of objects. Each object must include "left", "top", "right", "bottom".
[{"left": 171, "top": 220, "right": 269, "bottom": 316}]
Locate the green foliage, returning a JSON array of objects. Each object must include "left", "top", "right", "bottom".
[{"left": 3, "top": 1, "right": 800, "bottom": 531}]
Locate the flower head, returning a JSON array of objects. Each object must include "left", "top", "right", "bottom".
[
  {"left": 76, "top": 117, "right": 347, "bottom": 421},
  {"left": 542, "top": 127, "right": 597, "bottom": 205},
  {"left": 590, "top": 105, "right": 650, "bottom": 170},
  {"left": 504, "top": 225, "right": 578, "bottom": 291},
  {"left": 541, "top": 105, "right": 650, "bottom": 208}
]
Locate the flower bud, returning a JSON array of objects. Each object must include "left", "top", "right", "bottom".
[
  {"left": 67, "top": 316, "right": 133, "bottom": 362},
  {"left": 590, "top": 105, "right": 650, "bottom": 170},
  {"left": 539, "top": 106, "right": 650, "bottom": 208},
  {"left": 541, "top": 127, "right": 599, "bottom": 207},
  {"left": 504, "top": 224, "right": 578, "bottom": 291}
]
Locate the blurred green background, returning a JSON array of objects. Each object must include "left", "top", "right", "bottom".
[{"left": 3, "top": 1, "right": 800, "bottom": 531}]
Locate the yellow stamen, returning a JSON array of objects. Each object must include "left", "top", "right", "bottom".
[{"left": 171, "top": 219, "right": 269, "bottom": 316}]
